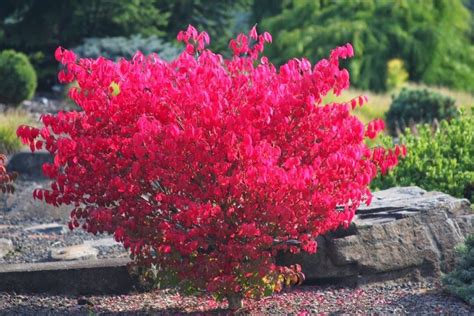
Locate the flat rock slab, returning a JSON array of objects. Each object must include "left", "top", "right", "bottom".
[
  {"left": 49, "top": 244, "right": 98, "bottom": 261},
  {"left": 278, "top": 186, "right": 473, "bottom": 286},
  {"left": 83, "top": 238, "right": 120, "bottom": 248},
  {"left": 357, "top": 186, "right": 471, "bottom": 218},
  {"left": 0, "top": 258, "right": 135, "bottom": 294},
  {"left": 25, "top": 223, "right": 68, "bottom": 234},
  {"left": 0, "top": 239, "right": 14, "bottom": 258}
]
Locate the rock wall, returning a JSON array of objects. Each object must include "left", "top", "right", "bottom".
[{"left": 277, "top": 187, "right": 473, "bottom": 286}]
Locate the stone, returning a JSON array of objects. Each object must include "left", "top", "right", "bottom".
[
  {"left": 6, "top": 150, "right": 53, "bottom": 178},
  {"left": 49, "top": 244, "right": 98, "bottom": 261},
  {"left": 0, "top": 238, "right": 14, "bottom": 258},
  {"left": 277, "top": 186, "right": 473, "bottom": 286},
  {"left": 25, "top": 223, "right": 68, "bottom": 234}
]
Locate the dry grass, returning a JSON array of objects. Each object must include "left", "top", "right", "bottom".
[
  {"left": 0, "top": 109, "right": 33, "bottom": 154},
  {"left": 322, "top": 83, "right": 474, "bottom": 123},
  {"left": 322, "top": 89, "right": 391, "bottom": 123}
]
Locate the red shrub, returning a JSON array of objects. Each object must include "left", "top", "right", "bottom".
[
  {"left": 17, "top": 26, "right": 403, "bottom": 301},
  {"left": 0, "top": 154, "right": 16, "bottom": 194}
]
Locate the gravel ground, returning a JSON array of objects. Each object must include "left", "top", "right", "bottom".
[
  {"left": 0, "top": 282, "right": 471, "bottom": 315},
  {"left": 1, "top": 178, "right": 128, "bottom": 264},
  {"left": 0, "top": 224, "right": 128, "bottom": 264}
]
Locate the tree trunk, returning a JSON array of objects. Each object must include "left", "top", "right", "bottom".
[{"left": 227, "top": 294, "right": 243, "bottom": 309}]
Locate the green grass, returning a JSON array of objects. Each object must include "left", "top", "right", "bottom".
[
  {"left": 322, "top": 83, "right": 474, "bottom": 123},
  {"left": 0, "top": 109, "right": 33, "bottom": 154}
]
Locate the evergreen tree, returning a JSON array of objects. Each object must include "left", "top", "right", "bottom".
[
  {"left": 261, "top": 0, "right": 474, "bottom": 92},
  {"left": 155, "top": 0, "right": 252, "bottom": 52},
  {"left": 443, "top": 235, "right": 474, "bottom": 305}
]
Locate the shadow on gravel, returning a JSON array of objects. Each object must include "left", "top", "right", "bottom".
[
  {"left": 0, "top": 293, "right": 233, "bottom": 315},
  {"left": 0, "top": 306, "right": 234, "bottom": 315}
]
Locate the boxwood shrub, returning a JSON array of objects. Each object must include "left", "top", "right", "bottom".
[
  {"left": 385, "top": 88, "right": 458, "bottom": 135},
  {"left": 0, "top": 50, "right": 37, "bottom": 106}
]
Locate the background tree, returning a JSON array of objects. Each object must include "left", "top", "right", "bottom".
[
  {"left": 1, "top": 0, "right": 473, "bottom": 93},
  {"left": 0, "top": 0, "right": 168, "bottom": 89},
  {"left": 250, "top": 0, "right": 285, "bottom": 25},
  {"left": 156, "top": 0, "right": 252, "bottom": 52},
  {"left": 261, "top": 0, "right": 474, "bottom": 92}
]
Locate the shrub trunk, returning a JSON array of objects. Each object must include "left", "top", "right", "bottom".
[{"left": 227, "top": 294, "right": 243, "bottom": 309}]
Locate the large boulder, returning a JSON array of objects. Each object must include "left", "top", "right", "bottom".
[
  {"left": 7, "top": 150, "right": 53, "bottom": 178},
  {"left": 278, "top": 187, "right": 473, "bottom": 286}
]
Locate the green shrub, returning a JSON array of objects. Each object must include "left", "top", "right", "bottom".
[
  {"left": 385, "top": 88, "right": 458, "bottom": 135},
  {"left": 73, "top": 35, "right": 180, "bottom": 61},
  {"left": 442, "top": 235, "right": 474, "bottom": 305},
  {"left": 372, "top": 111, "right": 474, "bottom": 202},
  {"left": 0, "top": 50, "right": 37, "bottom": 106}
]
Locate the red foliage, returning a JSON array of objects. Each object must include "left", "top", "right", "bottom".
[
  {"left": 0, "top": 154, "right": 16, "bottom": 194},
  {"left": 17, "top": 25, "right": 403, "bottom": 299}
]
